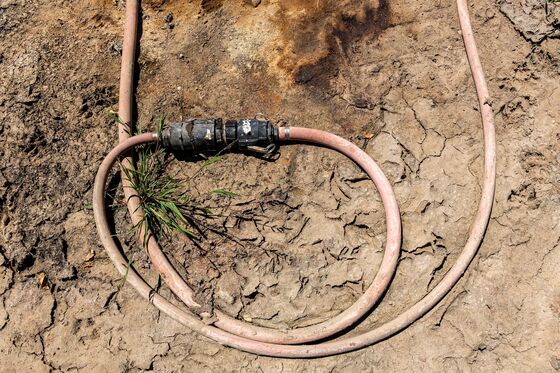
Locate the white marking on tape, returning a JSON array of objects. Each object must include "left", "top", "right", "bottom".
[{"left": 242, "top": 119, "right": 251, "bottom": 135}]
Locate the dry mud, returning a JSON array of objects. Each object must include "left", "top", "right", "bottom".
[{"left": 0, "top": 0, "right": 559, "bottom": 371}]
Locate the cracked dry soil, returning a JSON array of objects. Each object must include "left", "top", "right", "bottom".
[{"left": 1, "top": 0, "right": 559, "bottom": 371}]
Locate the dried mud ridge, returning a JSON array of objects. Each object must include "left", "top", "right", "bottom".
[{"left": 1, "top": 0, "right": 559, "bottom": 371}]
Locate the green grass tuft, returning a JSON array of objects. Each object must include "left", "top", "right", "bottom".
[
  {"left": 112, "top": 114, "right": 236, "bottom": 249},
  {"left": 119, "top": 143, "right": 202, "bottom": 248}
]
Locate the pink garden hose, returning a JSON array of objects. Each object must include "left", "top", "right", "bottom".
[{"left": 93, "top": 0, "right": 496, "bottom": 357}]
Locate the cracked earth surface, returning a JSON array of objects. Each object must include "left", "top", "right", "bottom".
[{"left": 0, "top": 0, "right": 559, "bottom": 371}]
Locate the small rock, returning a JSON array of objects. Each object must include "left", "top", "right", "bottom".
[
  {"left": 164, "top": 12, "right": 174, "bottom": 29},
  {"left": 107, "top": 42, "right": 122, "bottom": 55},
  {"left": 242, "top": 314, "right": 253, "bottom": 322},
  {"left": 246, "top": 0, "right": 261, "bottom": 7},
  {"left": 551, "top": 356, "right": 560, "bottom": 371}
]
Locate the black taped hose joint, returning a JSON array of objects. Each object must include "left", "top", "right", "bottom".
[{"left": 160, "top": 118, "right": 279, "bottom": 154}]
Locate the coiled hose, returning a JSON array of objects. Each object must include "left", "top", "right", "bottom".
[{"left": 93, "top": 0, "right": 495, "bottom": 357}]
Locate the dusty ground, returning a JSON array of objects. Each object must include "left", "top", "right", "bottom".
[{"left": 1, "top": 0, "right": 559, "bottom": 371}]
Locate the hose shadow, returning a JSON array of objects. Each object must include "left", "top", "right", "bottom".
[
  {"left": 131, "top": 1, "right": 144, "bottom": 129},
  {"left": 103, "top": 171, "right": 130, "bottom": 256}
]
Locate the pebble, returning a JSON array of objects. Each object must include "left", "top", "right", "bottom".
[
  {"left": 551, "top": 357, "right": 560, "bottom": 371},
  {"left": 245, "top": 0, "right": 261, "bottom": 7}
]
